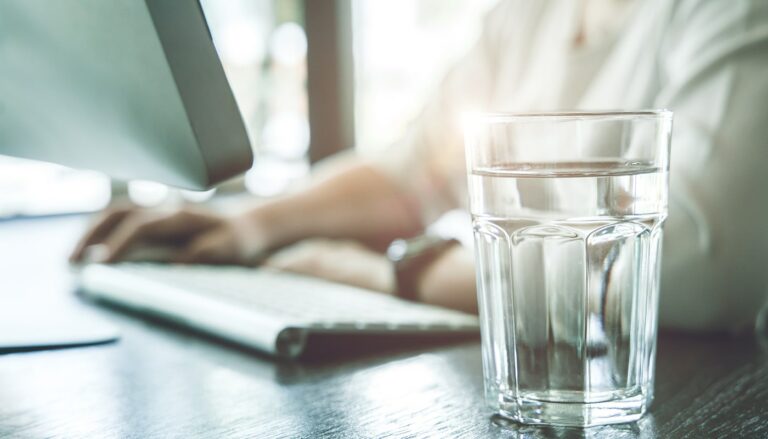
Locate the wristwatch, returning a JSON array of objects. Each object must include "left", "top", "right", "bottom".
[{"left": 386, "top": 234, "right": 459, "bottom": 301}]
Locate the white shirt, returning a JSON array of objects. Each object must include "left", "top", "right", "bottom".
[{"left": 369, "top": 0, "right": 768, "bottom": 332}]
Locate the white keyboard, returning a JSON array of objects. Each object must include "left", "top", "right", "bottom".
[{"left": 79, "top": 263, "right": 479, "bottom": 358}]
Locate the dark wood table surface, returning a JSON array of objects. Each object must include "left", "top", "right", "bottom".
[{"left": 1, "top": 215, "right": 767, "bottom": 438}]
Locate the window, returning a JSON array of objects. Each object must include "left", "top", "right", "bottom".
[
  {"left": 352, "top": 0, "right": 497, "bottom": 152},
  {"left": 0, "top": 156, "right": 110, "bottom": 218},
  {"left": 202, "top": 0, "right": 310, "bottom": 197}
]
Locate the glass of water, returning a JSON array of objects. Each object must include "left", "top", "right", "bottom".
[{"left": 464, "top": 111, "right": 673, "bottom": 427}]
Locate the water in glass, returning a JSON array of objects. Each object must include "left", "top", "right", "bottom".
[{"left": 470, "top": 160, "right": 667, "bottom": 426}]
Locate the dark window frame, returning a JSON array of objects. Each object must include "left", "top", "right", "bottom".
[{"left": 304, "top": 0, "right": 355, "bottom": 163}]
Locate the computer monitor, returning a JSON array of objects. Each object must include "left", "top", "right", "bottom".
[{"left": 0, "top": 0, "right": 253, "bottom": 190}]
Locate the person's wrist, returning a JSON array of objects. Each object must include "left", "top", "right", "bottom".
[
  {"left": 229, "top": 208, "right": 277, "bottom": 262},
  {"left": 416, "top": 244, "right": 477, "bottom": 312},
  {"left": 386, "top": 235, "right": 459, "bottom": 301}
]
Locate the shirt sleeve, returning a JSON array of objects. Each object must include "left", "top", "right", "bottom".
[
  {"left": 656, "top": 0, "right": 768, "bottom": 331},
  {"left": 362, "top": 2, "right": 516, "bottom": 225}
]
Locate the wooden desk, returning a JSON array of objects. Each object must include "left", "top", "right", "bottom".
[{"left": 1, "top": 216, "right": 767, "bottom": 438}]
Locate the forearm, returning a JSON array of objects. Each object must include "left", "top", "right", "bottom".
[{"left": 243, "top": 158, "right": 424, "bottom": 252}]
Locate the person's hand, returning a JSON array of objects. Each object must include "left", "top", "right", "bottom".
[
  {"left": 264, "top": 238, "right": 395, "bottom": 294},
  {"left": 70, "top": 205, "right": 266, "bottom": 265}
]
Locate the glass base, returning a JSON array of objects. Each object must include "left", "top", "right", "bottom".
[{"left": 497, "top": 394, "right": 649, "bottom": 427}]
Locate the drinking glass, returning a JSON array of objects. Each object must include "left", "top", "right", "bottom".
[{"left": 464, "top": 111, "right": 673, "bottom": 426}]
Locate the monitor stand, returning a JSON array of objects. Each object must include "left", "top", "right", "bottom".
[
  {"left": 0, "top": 297, "right": 118, "bottom": 353},
  {"left": 0, "top": 214, "right": 119, "bottom": 353}
]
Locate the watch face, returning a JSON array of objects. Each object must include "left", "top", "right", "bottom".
[
  {"left": 386, "top": 239, "right": 409, "bottom": 262},
  {"left": 387, "top": 235, "right": 458, "bottom": 264}
]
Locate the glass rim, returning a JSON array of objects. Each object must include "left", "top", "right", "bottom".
[{"left": 469, "top": 109, "right": 673, "bottom": 123}]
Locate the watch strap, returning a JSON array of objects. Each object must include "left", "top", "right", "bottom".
[{"left": 387, "top": 235, "right": 459, "bottom": 301}]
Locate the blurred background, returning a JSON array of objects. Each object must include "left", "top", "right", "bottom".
[{"left": 0, "top": 0, "right": 496, "bottom": 218}]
